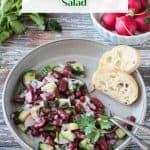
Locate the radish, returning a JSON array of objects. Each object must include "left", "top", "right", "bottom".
[
  {"left": 115, "top": 16, "right": 137, "bottom": 36},
  {"left": 140, "top": 0, "right": 148, "bottom": 10},
  {"left": 24, "top": 115, "right": 35, "bottom": 127},
  {"left": 128, "top": 0, "right": 142, "bottom": 13},
  {"left": 25, "top": 90, "right": 33, "bottom": 103},
  {"left": 34, "top": 117, "right": 46, "bottom": 128},
  {"left": 135, "top": 13, "right": 150, "bottom": 32},
  {"left": 101, "top": 13, "right": 123, "bottom": 31}
]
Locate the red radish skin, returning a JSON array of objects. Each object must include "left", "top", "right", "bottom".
[
  {"left": 101, "top": 13, "right": 124, "bottom": 31},
  {"left": 128, "top": 0, "right": 142, "bottom": 13},
  {"left": 135, "top": 13, "right": 150, "bottom": 32},
  {"left": 115, "top": 16, "right": 137, "bottom": 36},
  {"left": 140, "top": 0, "right": 148, "bottom": 10}
]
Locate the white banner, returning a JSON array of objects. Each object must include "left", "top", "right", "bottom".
[{"left": 22, "top": 0, "right": 128, "bottom": 13}]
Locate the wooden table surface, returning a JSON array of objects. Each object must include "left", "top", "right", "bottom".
[{"left": 0, "top": 14, "right": 150, "bottom": 150}]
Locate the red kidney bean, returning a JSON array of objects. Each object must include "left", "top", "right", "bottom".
[
  {"left": 49, "top": 131, "right": 56, "bottom": 139},
  {"left": 52, "top": 119, "right": 62, "bottom": 126},
  {"left": 39, "top": 127, "right": 45, "bottom": 133},
  {"left": 125, "top": 116, "right": 136, "bottom": 130},
  {"left": 45, "top": 137, "right": 56, "bottom": 147},
  {"left": 92, "top": 97, "right": 104, "bottom": 109},
  {"left": 41, "top": 108, "right": 50, "bottom": 114},
  {"left": 62, "top": 66, "right": 72, "bottom": 77},
  {"left": 34, "top": 117, "right": 46, "bottom": 128},
  {"left": 96, "top": 108, "right": 103, "bottom": 115},
  {"left": 79, "top": 86, "right": 87, "bottom": 96},
  {"left": 11, "top": 112, "right": 20, "bottom": 125},
  {"left": 97, "top": 136, "right": 109, "bottom": 150},
  {"left": 67, "top": 60, "right": 77, "bottom": 64},
  {"left": 31, "top": 129, "right": 40, "bottom": 137},
  {"left": 59, "top": 79, "right": 68, "bottom": 92},
  {"left": 127, "top": 116, "right": 136, "bottom": 122},
  {"left": 57, "top": 108, "right": 69, "bottom": 120},
  {"left": 51, "top": 71, "right": 62, "bottom": 79},
  {"left": 66, "top": 90, "right": 71, "bottom": 96},
  {"left": 41, "top": 131, "right": 49, "bottom": 139},
  {"left": 75, "top": 91, "right": 82, "bottom": 98},
  {"left": 80, "top": 96, "right": 86, "bottom": 103},
  {"left": 74, "top": 130, "right": 85, "bottom": 139},
  {"left": 68, "top": 142, "right": 77, "bottom": 150},
  {"left": 75, "top": 103, "right": 84, "bottom": 113},
  {"left": 14, "top": 97, "right": 25, "bottom": 103}
]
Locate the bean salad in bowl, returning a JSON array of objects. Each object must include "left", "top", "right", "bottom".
[{"left": 11, "top": 61, "right": 135, "bottom": 150}]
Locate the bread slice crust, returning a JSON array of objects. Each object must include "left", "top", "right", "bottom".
[
  {"left": 98, "top": 45, "right": 141, "bottom": 74},
  {"left": 92, "top": 70, "right": 138, "bottom": 105}
]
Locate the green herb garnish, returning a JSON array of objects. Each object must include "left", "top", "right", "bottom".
[
  {"left": 0, "top": 0, "right": 62, "bottom": 43},
  {"left": 77, "top": 114, "right": 109, "bottom": 143}
]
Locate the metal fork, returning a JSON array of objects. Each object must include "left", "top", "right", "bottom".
[{"left": 106, "top": 108, "right": 150, "bottom": 150}]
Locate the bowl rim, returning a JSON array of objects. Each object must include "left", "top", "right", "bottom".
[
  {"left": 2, "top": 38, "right": 147, "bottom": 150},
  {"left": 90, "top": 13, "right": 150, "bottom": 39}
]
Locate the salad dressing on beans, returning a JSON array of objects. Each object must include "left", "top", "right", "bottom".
[{"left": 12, "top": 61, "right": 135, "bottom": 150}]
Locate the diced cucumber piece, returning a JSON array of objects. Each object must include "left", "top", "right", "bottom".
[
  {"left": 58, "top": 98, "right": 71, "bottom": 107},
  {"left": 69, "top": 62, "right": 85, "bottom": 75},
  {"left": 53, "top": 65, "right": 64, "bottom": 72},
  {"left": 64, "top": 107, "right": 74, "bottom": 113},
  {"left": 44, "top": 124, "right": 56, "bottom": 131},
  {"left": 38, "top": 142, "right": 54, "bottom": 150},
  {"left": 41, "top": 82, "right": 57, "bottom": 93},
  {"left": 62, "top": 123, "right": 79, "bottom": 131},
  {"left": 79, "top": 138, "right": 95, "bottom": 150},
  {"left": 55, "top": 132, "right": 69, "bottom": 144},
  {"left": 31, "top": 105, "right": 41, "bottom": 119},
  {"left": 60, "top": 131, "right": 75, "bottom": 142},
  {"left": 39, "top": 65, "right": 52, "bottom": 77},
  {"left": 68, "top": 123, "right": 79, "bottom": 130},
  {"left": 18, "top": 124, "right": 28, "bottom": 133},
  {"left": 115, "top": 128, "right": 126, "bottom": 139},
  {"left": 23, "top": 70, "right": 36, "bottom": 85},
  {"left": 18, "top": 110, "right": 30, "bottom": 122}
]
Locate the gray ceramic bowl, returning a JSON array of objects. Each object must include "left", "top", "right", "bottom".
[{"left": 2, "top": 39, "right": 147, "bottom": 150}]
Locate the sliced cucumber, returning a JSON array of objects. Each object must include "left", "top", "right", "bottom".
[
  {"left": 64, "top": 107, "right": 74, "bottom": 113},
  {"left": 60, "top": 130, "right": 75, "bottom": 142},
  {"left": 69, "top": 62, "right": 85, "bottom": 75},
  {"left": 115, "top": 128, "right": 126, "bottom": 139},
  {"left": 55, "top": 132, "right": 69, "bottom": 144},
  {"left": 38, "top": 142, "right": 54, "bottom": 150},
  {"left": 79, "top": 138, "right": 95, "bottom": 150},
  {"left": 23, "top": 70, "right": 36, "bottom": 85},
  {"left": 44, "top": 124, "right": 56, "bottom": 131},
  {"left": 41, "top": 82, "right": 57, "bottom": 93},
  {"left": 53, "top": 65, "right": 64, "bottom": 72},
  {"left": 39, "top": 65, "right": 52, "bottom": 77},
  {"left": 18, "top": 124, "right": 28, "bottom": 133},
  {"left": 62, "top": 123, "right": 79, "bottom": 131},
  {"left": 18, "top": 110, "right": 30, "bottom": 123},
  {"left": 31, "top": 105, "right": 41, "bottom": 119}
]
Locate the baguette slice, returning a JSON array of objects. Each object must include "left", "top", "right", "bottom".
[
  {"left": 92, "top": 70, "right": 138, "bottom": 105},
  {"left": 98, "top": 45, "right": 141, "bottom": 73}
]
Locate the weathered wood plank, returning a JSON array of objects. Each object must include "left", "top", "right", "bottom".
[{"left": 0, "top": 13, "right": 150, "bottom": 149}]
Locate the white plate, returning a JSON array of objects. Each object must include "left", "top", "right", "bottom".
[{"left": 2, "top": 39, "right": 147, "bottom": 150}]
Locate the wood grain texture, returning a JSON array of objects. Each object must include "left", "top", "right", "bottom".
[{"left": 0, "top": 14, "right": 150, "bottom": 150}]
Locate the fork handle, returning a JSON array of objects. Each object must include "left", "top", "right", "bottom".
[
  {"left": 113, "top": 116, "right": 150, "bottom": 134},
  {"left": 110, "top": 118, "right": 150, "bottom": 150}
]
